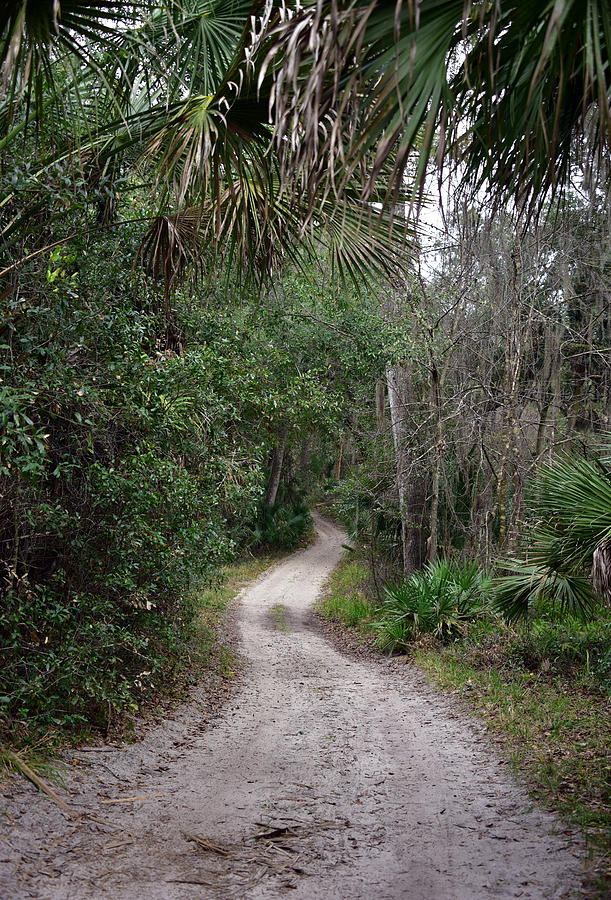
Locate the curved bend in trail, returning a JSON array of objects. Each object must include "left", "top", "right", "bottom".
[{"left": 3, "top": 516, "right": 584, "bottom": 899}]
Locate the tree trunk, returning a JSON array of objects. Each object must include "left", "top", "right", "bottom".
[
  {"left": 386, "top": 362, "right": 426, "bottom": 573},
  {"left": 375, "top": 379, "right": 386, "bottom": 433},
  {"left": 334, "top": 439, "right": 343, "bottom": 480},
  {"left": 425, "top": 303, "right": 460, "bottom": 562},
  {"left": 386, "top": 362, "right": 410, "bottom": 573},
  {"left": 298, "top": 437, "right": 311, "bottom": 478},
  {"left": 534, "top": 324, "right": 558, "bottom": 460},
  {"left": 406, "top": 476, "right": 427, "bottom": 571},
  {"left": 264, "top": 427, "right": 288, "bottom": 509},
  {"left": 496, "top": 254, "right": 532, "bottom": 547},
  {"left": 428, "top": 368, "right": 442, "bottom": 562},
  {"left": 593, "top": 539, "right": 611, "bottom": 606}
]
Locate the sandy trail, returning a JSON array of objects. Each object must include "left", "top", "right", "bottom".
[{"left": 1, "top": 514, "right": 585, "bottom": 899}]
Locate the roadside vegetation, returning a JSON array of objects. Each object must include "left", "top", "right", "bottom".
[
  {"left": 0, "top": 551, "right": 279, "bottom": 794},
  {"left": 187, "top": 554, "right": 283, "bottom": 684},
  {"left": 318, "top": 549, "right": 611, "bottom": 887},
  {"left": 0, "top": 261, "right": 377, "bottom": 746}
]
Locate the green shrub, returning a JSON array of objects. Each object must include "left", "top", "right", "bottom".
[
  {"left": 374, "top": 558, "right": 491, "bottom": 652},
  {"left": 593, "top": 647, "right": 611, "bottom": 689},
  {"left": 252, "top": 501, "right": 313, "bottom": 551},
  {"left": 0, "top": 584, "right": 181, "bottom": 735},
  {"left": 442, "top": 612, "right": 611, "bottom": 693},
  {"left": 0, "top": 259, "right": 267, "bottom": 741},
  {"left": 509, "top": 618, "right": 611, "bottom": 685},
  {"left": 0, "top": 447, "right": 234, "bottom": 738}
]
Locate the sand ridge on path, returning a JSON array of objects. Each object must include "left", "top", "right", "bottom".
[{"left": 1, "top": 514, "right": 585, "bottom": 899}]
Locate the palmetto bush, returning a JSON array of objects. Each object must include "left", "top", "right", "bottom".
[
  {"left": 251, "top": 501, "right": 313, "bottom": 552},
  {"left": 494, "top": 452, "right": 611, "bottom": 623},
  {"left": 374, "top": 559, "right": 491, "bottom": 653}
]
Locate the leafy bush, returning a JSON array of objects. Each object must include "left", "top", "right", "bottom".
[
  {"left": 374, "top": 559, "right": 491, "bottom": 653},
  {"left": 0, "top": 254, "right": 269, "bottom": 740},
  {"left": 593, "top": 647, "right": 611, "bottom": 689},
  {"left": 0, "top": 584, "right": 183, "bottom": 735}
]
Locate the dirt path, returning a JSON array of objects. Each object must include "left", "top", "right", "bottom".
[{"left": 1, "top": 515, "right": 585, "bottom": 899}]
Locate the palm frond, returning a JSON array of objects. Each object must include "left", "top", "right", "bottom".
[
  {"left": 145, "top": 0, "right": 252, "bottom": 98},
  {"left": 137, "top": 209, "right": 207, "bottom": 311},
  {"left": 494, "top": 562, "right": 595, "bottom": 623},
  {"left": 1, "top": 1, "right": 418, "bottom": 282},
  {"left": 494, "top": 450, "right": 611, "bottom": 621},
  {"left": 137, "top": 176, "right": 414, "bottom": 296},
  {"left": 533, "top": 454, "right": 611, "bottom": 568},
  {"left": 0, "top": 2, "right": 145, "bottom": 109},
  {"left": 257, "top": 0, "right": 611, "bottom": 217}
]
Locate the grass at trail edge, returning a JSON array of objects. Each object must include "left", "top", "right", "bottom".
[{"left": 317, "top": 553, "right": 611, "bottom": 893}]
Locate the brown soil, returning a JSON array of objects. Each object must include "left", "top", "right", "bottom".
[{"left": 0, "top": 515, "right": 586, "bottom": 898}]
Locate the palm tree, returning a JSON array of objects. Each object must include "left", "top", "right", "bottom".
[
  {"left": 0, "top": 1, "right": 413, "bottom": 287},
  {"left": 256, "top": 1, "right": 610, "bottom": 217},
  {"left": 3, "top": 1, "right": 609, "bottom": 282},
  {"left": 135, "top": 0, "right": 611, "bottom": 279}
]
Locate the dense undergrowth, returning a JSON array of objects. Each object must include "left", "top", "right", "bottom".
[
  {"left": 0, "top": 553, "right": 277, "bottom": 777},
  {"left": 318, "top": 552, "right": 611, "bottom": 887},
  {"left": 252, "top": 499, "right": 314, "bottom": 551}
]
